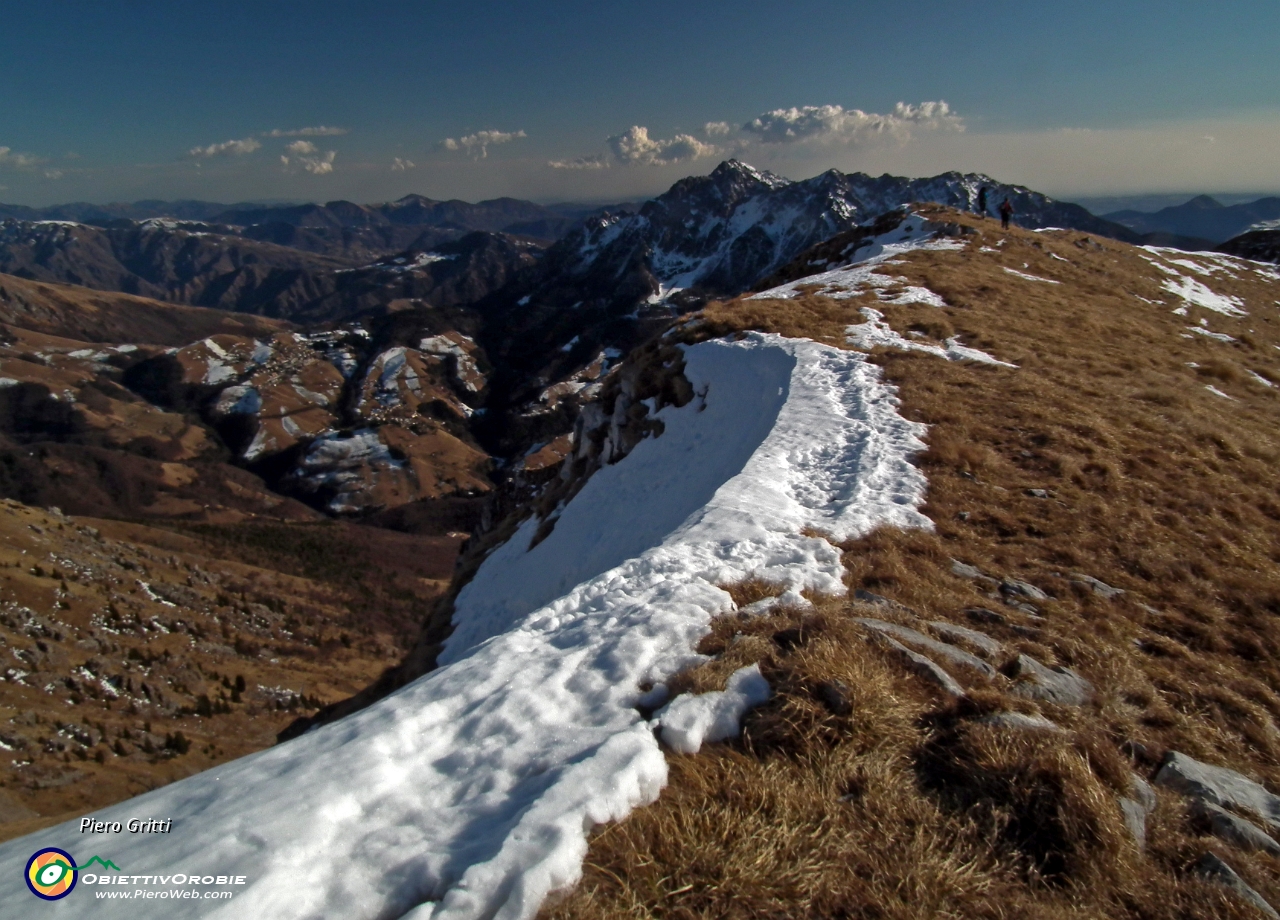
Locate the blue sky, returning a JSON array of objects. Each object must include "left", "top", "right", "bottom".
[{"left": 1, "top": 1, "right": 1277, "bottom": 206}]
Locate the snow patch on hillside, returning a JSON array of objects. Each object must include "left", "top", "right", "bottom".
[
  {"left": 1003, "top": 267, "right": 1061, "bottom": 284},
  {"left": 750, "top": 221, "right": 965, "bottom": 304},
  {"left": 1161, "top": 274, "right": 1247, "bottom": 317},
  {"left": 845, "top": 307, "right": 1017, "bottom": 367},
  {"left": 0, "top": 334, "right": 931, "bottom": 920}
]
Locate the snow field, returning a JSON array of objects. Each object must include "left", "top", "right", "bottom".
[
  {"left": 749, "top": 217, "right": 966, "bottom": 306},
  {"left": 0, "top": 334, "right": 931, "bottom": 920}
]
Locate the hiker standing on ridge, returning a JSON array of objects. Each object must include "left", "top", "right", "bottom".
[
  {"left": 976, "top": 186, "right": 988, "bottom": 217},
  {"left": 999, "top": 197, "right": 1013, "bottom": 230}
]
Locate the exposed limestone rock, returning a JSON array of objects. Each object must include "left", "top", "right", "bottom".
[
  {"left": 853, "top": 589, "right": 914, "bottom": 613},
  {"left": 1192, "top": 799, "right": 1280, "bottom": 856},
  {"left": 1070, "top": 573, "right": 1125, "bottom": 599},
  {"left": 1156, "top": 751, "right": 1280, "bottom": 832},
  {"left": 1191, "top": 852, "right": 1279, "bottom": 919},
  {"left": 926, "top": 620, "right": 1002, "bottom": 656},
  {"left": 1001, "top": 578, "right": 1050, "bottom": 602},
  {"left": 1120, "top": 774, "right": 1157, "bottom": 848},
  {"left": 855, "top": 618, "right": 995, "bottom": 678},
  {"left": 965, "top": 607, "right": 1005, "bottom": 625},
  {"left": 980, "top": 712, "right": 1061, "bottom": 732},
  {"left": 1006, "top": 654, "right": 1093, "bottom": 706},
  {"left": 880, "top": 637, "right": 965, "bottom": 698},
  {"left": 950, "top": 559, "right": 999, "bottom": 589}
]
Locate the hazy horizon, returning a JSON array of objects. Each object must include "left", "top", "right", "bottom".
[{"left": 2, "top": 3, "right": 1276, "bottom": 208}]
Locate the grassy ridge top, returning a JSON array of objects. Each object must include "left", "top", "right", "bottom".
[{"left": 548, "top": 208, "right": 1280, "bottom": 919}]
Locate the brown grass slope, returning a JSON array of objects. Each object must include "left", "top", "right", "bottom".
[
  {"left": 0, "top": 272, "right": 288, "bottom": 346},
  {"left": 0, "top": 502, "right": 464, "bottom": 843},
  {"left": 545, "top": 207, "right": 1280, "bottom": 919}
]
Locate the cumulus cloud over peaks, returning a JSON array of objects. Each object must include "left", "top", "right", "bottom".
[
  {"left": 281, "top": 148, "right": 337, "bottom": 175},
  {"left": 606, "top": 126, "right": 718, "bottom": 166},
  {"left": 392, "top": 157, "right": 415, "bottom": 171},
  {"left": 703, "top": 121, "right": 733, "bottom": 137},
  {"left": 440, "top": 129, "right": 527, "bottom": 158},
  {"left": 0, "top": 146, "right": 44, "bottom": 169},
  {"left": 285, "top": 140, "right": 317, "bottom": 155},
  {"left": 188, "top": 137, "right": 262, "bottom": 159},
  {"left": 743, "top": 101, "right": 962, "bottom": 145},
  {"left": 263, "top": 126, "right": 348, "bottom": 137}
]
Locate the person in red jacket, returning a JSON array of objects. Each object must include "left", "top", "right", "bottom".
[{"left": 999, "top": 197, "right": 1014, "bottom": 230}]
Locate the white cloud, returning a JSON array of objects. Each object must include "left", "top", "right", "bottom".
[
  {"left": 281, "top": 149, "right": 337, "bottom": 175},
  {"left": 703, "top": 121, "right": 733, "bottom": 137},
  {"left": 392, "top": 157, "right": 415, "bottom": 172},
  {"left": 43, "top": 169, "right": 63, "bottom": 180},
  {"left": 606, "top": 126, "right": 718, "bottom": 166},
  {"left": 440, "top": 129, "right": 527, "bottom": 159},
  {"left": 188, "top": 137, "right": 262, "bottom": 159},
  {"left": 285, "top": 140, "right": 318, "bottom": 155},
  {"left": 547, "top": 154, "right": 610, "bottom": 170},
  {"left": 742, "top": 101, "right": 962, "bottom": 146},
  {"left": 263, "top": 126, "right": 348, "bottom": 137},
  {"left": 0, "top": 146, "right": 45, "bottom": 169}
]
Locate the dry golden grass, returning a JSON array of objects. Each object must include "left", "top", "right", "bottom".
[{"left": 544, "top": 210, "right": 1280, "bottom": 919}]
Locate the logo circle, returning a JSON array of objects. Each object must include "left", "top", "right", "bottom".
[{"left": 25, "top": 847, "right": 77, "bottom": 900}]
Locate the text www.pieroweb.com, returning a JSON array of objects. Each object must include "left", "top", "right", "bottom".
[{"left": 95, "top": 888, "right": 235, "bottom": 900}]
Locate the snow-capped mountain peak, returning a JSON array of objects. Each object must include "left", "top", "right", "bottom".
[{"left": 542, "top": 161, "right": 1132, "bottom": 308}]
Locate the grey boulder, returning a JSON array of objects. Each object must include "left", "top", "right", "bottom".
[
  {"left": 1006, "top": 654, "right": 1093, "bottom": 706},
  {"left": 1155, "top": 751, "right": 1280, "bottom": 832}
]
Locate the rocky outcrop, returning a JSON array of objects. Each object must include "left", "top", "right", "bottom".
[
  {"left": 1005, "top": 654, "right": 1093, "bottom": 706},
  {"left": 1191, "top": 853, "right": 1279, "bottom": 919},
  {"left": 1155, "top": 751, "right": 1280, "bottom": 831}
]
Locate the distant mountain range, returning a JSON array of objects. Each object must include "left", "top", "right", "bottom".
[
  {"left": 0, "top": 161, "right": 1176, "bottom": 461},
  {"left": 1105, "top": 194, "right": 1280, "bottom": 245},
  {"left": 0, "top": 219, "right": 539, "bottom": 322},
  {"left": 0, "top": 195, "right": 637, "bottom": 241}
]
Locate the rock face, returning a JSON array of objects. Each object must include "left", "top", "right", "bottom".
[{"left": 1154, "top": 751, "right": 1280, "bottom": 831}]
